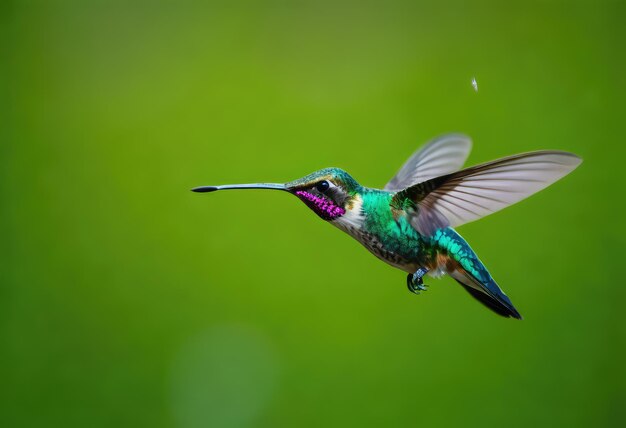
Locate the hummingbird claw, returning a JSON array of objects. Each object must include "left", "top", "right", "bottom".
[{"left": 407, "top": 267, "right": 429, "bottom": 295}]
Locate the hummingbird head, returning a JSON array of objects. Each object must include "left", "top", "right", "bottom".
[
  {"left": 192, "top": 167, "right": 361, "bottom": 222},
  {"left": 285, "top": 167, "right": 361, "bottom": 221}
]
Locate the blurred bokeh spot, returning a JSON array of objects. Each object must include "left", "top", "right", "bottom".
[{"left": 170, "top": 325, "right": 279, "bottom": 428}]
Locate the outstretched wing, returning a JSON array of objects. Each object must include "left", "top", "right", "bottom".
[
  {"left": 391, "top": 151, "right": 582, "bottom": 236},
  {"left": 384, "top": 134, "right": 472, "bottom": 191}
]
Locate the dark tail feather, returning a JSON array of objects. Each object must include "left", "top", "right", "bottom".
[{"left": 451, "top": 270, "right": 522, "bottom": 319}]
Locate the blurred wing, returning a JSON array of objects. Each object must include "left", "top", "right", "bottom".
[
  {"left": 392, "top": 151, "right": 582, "bottom": 236},
  {"left": 385, "top": 134, "right": 472, "bottom": 191}
]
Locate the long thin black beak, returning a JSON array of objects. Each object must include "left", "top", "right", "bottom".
[{"left": 191, "top": 183, "right": 287, "bottom": 193}]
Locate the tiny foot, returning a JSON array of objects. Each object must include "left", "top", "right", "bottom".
[
  {"left": 406, "top": 267, "right": 429, "bottom": 295},
  {"left": 406, "top": 278, "right": 421, "bottom": 294}
]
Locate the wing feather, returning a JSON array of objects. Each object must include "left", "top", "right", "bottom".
[
  {"left": 392, "top": 151, "right": 582, "bottom": 236},
  {"left": 384, "top": 134, "right": 472, "bottom": 191}
]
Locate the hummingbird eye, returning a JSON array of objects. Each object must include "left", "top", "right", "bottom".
[{"left": 316, "top": 180, "right": 330, "bottom": 193}]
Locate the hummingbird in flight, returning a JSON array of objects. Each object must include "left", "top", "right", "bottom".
[{"left": 193, "top": 135, "right": 581, "bottom": 319}]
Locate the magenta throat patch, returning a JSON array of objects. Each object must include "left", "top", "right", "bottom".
[{"left": 295, "top": 190, "right": 345, "bottom": 220}]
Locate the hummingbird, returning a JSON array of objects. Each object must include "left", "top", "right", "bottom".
[{"left": 193, "top": 134, "right": 581, "bottom": 319}]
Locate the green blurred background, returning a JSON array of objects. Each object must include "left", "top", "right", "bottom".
[{"left": 2, "top": 1, "right": 625, "bottom": 427}]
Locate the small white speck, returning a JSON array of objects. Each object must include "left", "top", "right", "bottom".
[{"left": 471, "top": 77, "right": 478, "bottom": 92}]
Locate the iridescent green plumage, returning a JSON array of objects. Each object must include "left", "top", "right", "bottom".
[{"left": 194, "top": 134, "right": 581, "bottom": 319}]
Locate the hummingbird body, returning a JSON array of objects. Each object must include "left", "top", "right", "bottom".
[
  {"left": 332, "top": 189, "right": 424, "bottom": 272},
  {"left": 194, "top": 135, "right": 581, "bottom": 319},
  {"left": 335, "top": 188, "right": 490, "bottom": 280}
]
